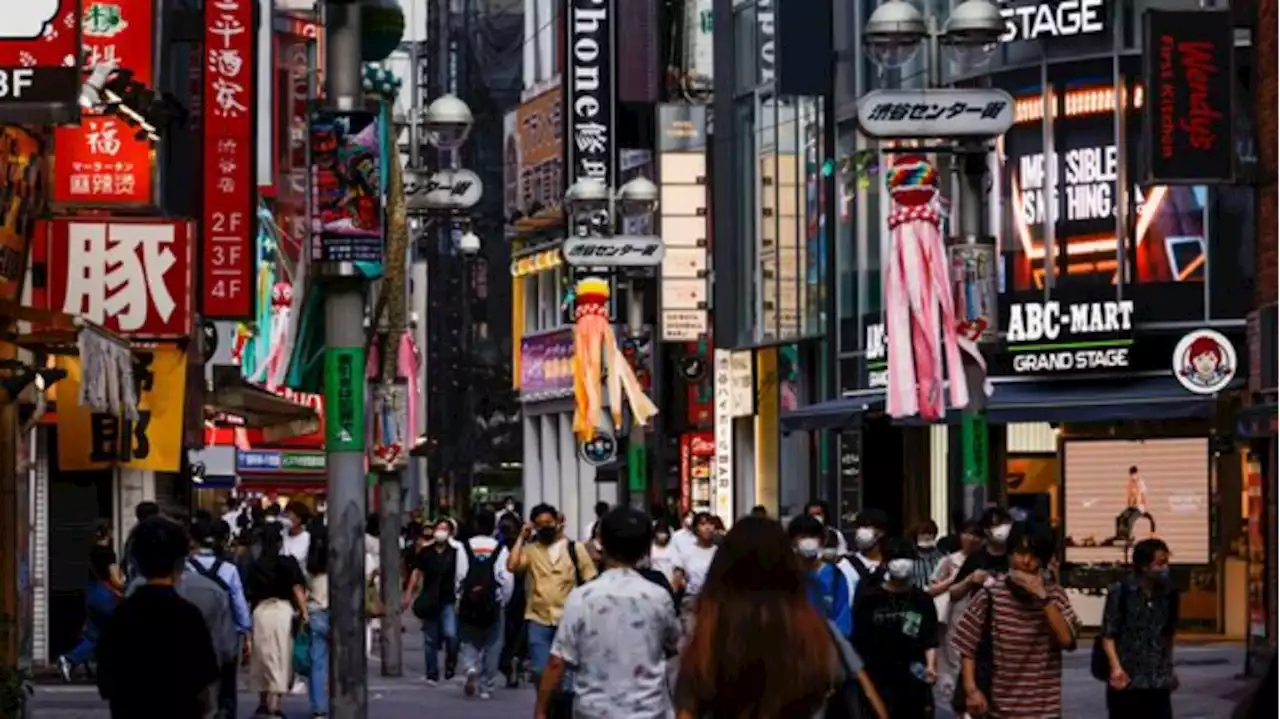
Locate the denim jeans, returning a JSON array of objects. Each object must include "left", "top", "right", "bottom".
[
  {"left": 66, "top": 582, "right": 116, "bottom": 665},
  {"left": 422, "top": 604, "right": 459, "bottom": 679},
  {"left": 458, "top": 619, "right": 504, "bottom": 694},
  {"left": 308, "top": 610, "right": 330, "bottom": 716}
]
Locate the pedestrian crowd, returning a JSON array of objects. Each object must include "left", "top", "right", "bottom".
[{"left": 59, "top": 494, "right": 1276, "bottom": 719}]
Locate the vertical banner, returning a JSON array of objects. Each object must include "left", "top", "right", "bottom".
[
  {"left": 308, "top": 109, "right": 384, "bottom": 266},
  {"left": 1143, "top": 9, "right": 1234, "bottom": 184},
  {"left": 562, "top": 0, "right": 616, "bottom": 192},
  {"left": 0, "top": 0, "right": 82, "bottom": 121},
  {"left": 323, "top": 347, "right": 365, "bottom": 452},
  {"left": 52, "top": 0, "right": 156, "bottom": 207},
  {"left": 202, "top": 0, "right": 257, "bottom": 318},
  {"left": 712, "top": 349, "right": 734, "bottom": 520},
  {"left": 56, "top": 346, "right": 189, "bottom": 471}
]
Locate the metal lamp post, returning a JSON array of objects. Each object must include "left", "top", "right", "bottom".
[
  {"left": 860, "top": 0, "right": 1006, "bottom": 521},
  {"left": 457, "top": 229, "right": 482, "bottom": 504},
  {"left": 563, "top": 176, "right": 662, "bottom": 509}
]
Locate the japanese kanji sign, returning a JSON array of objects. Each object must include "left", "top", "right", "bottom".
[
  {"left": 45, "top": 218, "right": 193, "bottom": 338},
  {"left": 856, "top": 88, "right": 1016, "bottom": 140},
  {"left": 51, "top": 0, "right": 155, "bottom": 205},
  {"left": 202, "top": 0, "right": 256, "bottom": 318},
  {"left": 563, "top": 0, "right": 616, "bottom": 192},
  {"left": 0, "top": 0, "right": 81, "bottom": 120},
  {"left": 562, "top": 236, "right": 665, "bottom": 267},
  {"left": 56, "top": 345, "right": 187, "bottom": 472}
]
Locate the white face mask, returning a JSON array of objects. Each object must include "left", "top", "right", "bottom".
[
  {"left": 796, "top": 537, "right": 822, "bottom": 558},
  {"left": 888, "top": 559, "right": 914, "bottom": 579},
  {"left": 432, "top": 530, "right": 449, "bottom": 542},
  {"left": 917, "top": 537, "right": 937, "bottom": 550},
  {"left": 279, "top": 517, "right": 294, "bottom": 531},
  {"left": 989, "top": 524, "right": 1012, "bottom": 543},
  {"left": 854, "top": 527, "right": 877, "bottom": 550},
  {"left": 316, "top": 503, "right": 327, "bottom": 515},
  {"left": 820, "top": 547, "right": 840, "bottom": 562},
  {"left": 812, "top": 514, "right": 825, "bottom": 525}
]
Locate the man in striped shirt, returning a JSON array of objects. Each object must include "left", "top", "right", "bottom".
[{"left": 952, "top": 520, "right": 1079, "bottom": 718}]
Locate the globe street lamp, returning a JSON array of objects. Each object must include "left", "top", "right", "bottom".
[{"left": 863, "top": 0, "right": 1004, "bottom": 80}]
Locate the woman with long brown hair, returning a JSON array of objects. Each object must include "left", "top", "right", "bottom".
[{"left": 675, "top": 516, "right": 887, "bottom": 719}]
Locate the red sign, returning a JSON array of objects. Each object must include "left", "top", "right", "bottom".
[
  {"left": 680, "top": 431, "right": 715, "bottom": 516},
  {"left": 273, "top": 32, "right": 313, "bottom": 264},
  {"left": 51, "top": 0, "right": 155, "bottom": 206},
  {"left": 202, "top": 0, "right": 255, "bottom": 318},
  {"left": 0, "top": 1, "right": 81, "bottom": 110},
  {"left": 45, "top": 218, "right": 193, "bottom": 338}
]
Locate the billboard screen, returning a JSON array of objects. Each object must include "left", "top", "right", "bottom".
[{"left": 1063, "top": 437, "right": 1209, "bottom": 565}]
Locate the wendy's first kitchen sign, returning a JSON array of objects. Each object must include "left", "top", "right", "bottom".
[{"left": 1142, "top": 9, "right": 1234, "bottom": 185}]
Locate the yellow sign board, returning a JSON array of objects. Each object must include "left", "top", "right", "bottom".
[{"left": 57, "top": 346, "right": 187, "bottom": 472}]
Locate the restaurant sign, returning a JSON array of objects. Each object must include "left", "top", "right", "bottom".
[
  {"left": 519, "top": 330, "right": 575, "bottom": 402},
  {"left": 1004, "top": 296, "right": 1135, "bottom": 375}
]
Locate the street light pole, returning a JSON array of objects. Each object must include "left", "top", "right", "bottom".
[{"left": 321, "top": 2, "right": 368, "bottom": 716}]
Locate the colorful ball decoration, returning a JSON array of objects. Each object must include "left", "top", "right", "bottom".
[
  {"left": 885, "top": 154, "right": 939, "bottom": 208},
  {"left": 361, "top": 0, "right": 406, "bottom": 63},
  {"left": 574, "top": 277, "right": 611, "bottom": 321},
  {"left": 362, "top": 64, "right": 402, "bottom": 101}
]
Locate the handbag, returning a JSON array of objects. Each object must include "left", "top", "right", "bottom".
[
  {"left": 366, "top": 577, "right": 387, "bottom": 618},
  {"left": 292, "top": 627, "right": 313, "bottom": 677}
]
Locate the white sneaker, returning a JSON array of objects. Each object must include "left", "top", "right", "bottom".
[
  {"left": 478, "top": 691, "right": 492, "bottom": 700},
  {"left": 463, "top": 668, "right": 477, "bottom": 697},
  {"left": 424, "top": 678, "right": 438, "bottom": 687}
]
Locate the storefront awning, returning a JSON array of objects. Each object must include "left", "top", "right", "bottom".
[
  {"left": 780, "top": 392, "right": 885, "bottom": 432},
  {"left": 981, "top": 376, "right": 1239, "bottom": 424},
  {"left": 205, "top": 381, "right": 320, "bottom": 443}
]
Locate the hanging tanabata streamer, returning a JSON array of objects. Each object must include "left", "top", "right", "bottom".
[
  {"left": 883, "top": 155, "right": 973, "bottom": 421},
  {"left": 572, "top": 276, "right": 659, "bottom": 441},
  {"left": 249, "top": 281, "right": 293, "bottom": 392}
]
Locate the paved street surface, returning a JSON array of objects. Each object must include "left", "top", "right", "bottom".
[{"left": 32, "top": 621, "right": 1254, "bottom": 718}]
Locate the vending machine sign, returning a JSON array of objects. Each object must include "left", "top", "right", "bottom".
[{"left": 201, "top": 0, "right": 256, "bottom": 318}]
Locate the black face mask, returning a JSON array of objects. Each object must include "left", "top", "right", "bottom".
[{"left": 536, "top": 526, "right": 558, "bottom": 544}]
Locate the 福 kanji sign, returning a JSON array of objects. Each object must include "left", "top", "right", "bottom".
[
  {"left": 51, "top": 0, "right": 155, "bottom": 206},
  {"left": 45, "top": 218, "right": 193, "bottom": 338},
  {"left": 856, "top": 88, "right": 1016, "bottom": 140},
  {"left": 202, "top": 0, "right": 256, "bottom": 319},
  {"left": 0, "top": 0, "right": 81, "bottom": 119}
]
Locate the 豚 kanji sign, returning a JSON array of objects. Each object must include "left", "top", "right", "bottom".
[
  {"left": 0, "top": 1, "right": 81, "bottom": 119},
  {"left": 857, "top": 88, "right": 1016, "bottom": 139},
  {"left": 52, "top": 0, "right": 156, "bottom": 206},
  {"left": 45, "top": 218, "right": 193, "bottom": 338},
  {"left": 562, "top": 236, "right": 665, "bottom": 267},
  {"left": 202, "top": 0, "right": 256, "bottom": 318}
]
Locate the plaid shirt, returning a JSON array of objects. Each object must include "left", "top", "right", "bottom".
[{"left": 911, "top": 548, "right": 944, "bottom": 592}]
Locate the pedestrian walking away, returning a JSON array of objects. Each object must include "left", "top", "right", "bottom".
[
  {"left": 187, "top": 516, "right": 254, "bottom": 719},
  {"left": 674, "top": 516, "right": 888, "bottom": 719},
  {"left": 951, "top": 519, "right": 1079, "bottom": 718},
  {"left": 244, "top": 522, "right": 309, "bottom": 717},
  {"left": 1096, "top": 538, "right": 1179, "bottom": 719},
  {"left": 95, "top": 517, "right": 220, "bottom": 719},
  {"left": 305, "top": 523, "right": 332, "bottom": 719},
  {"left": 506, "top": 503, "right": 597, "bottom": 688},
  {"left": 403, "top": 518, "right": 461, "bottom": 684},
  {"left": 455, "top": 509, "right": 514, "bottom": 699},
  {"left": 535, "top": 506, "right": 681, "bottom": 719}
]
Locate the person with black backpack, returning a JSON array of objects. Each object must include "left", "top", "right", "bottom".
[
  {"left": 848, "top": 509, "right": 891, "bottom": 615},
  {"left": 453, "top": 509, "right": 514, "bottom": 700},
  {"left": 1096, "top": 538, "right": 1179, "bottom": 718},
  {"left": 186, "top": 517, "right": 252, "bottom": 719}
]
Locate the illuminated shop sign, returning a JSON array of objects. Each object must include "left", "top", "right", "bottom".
[
  {"left": 1000, "top": 0, "right": 1107, "bottom": 43},
  {"left": 1004, "top": 297, "right": 1135, "bottom": 374}
]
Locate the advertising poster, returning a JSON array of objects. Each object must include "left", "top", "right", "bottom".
[
  {"left": 1063, "top": 438, "right": 1209, "bottom": 565},
  {"left": 518, "top": 329, "right": 575, "bottom": 401},
  {"left": 680, "top": 431, "right": 714, "bottom": 515},
  {"left": 308, "top": 109, "right": 383, "bottom": 265},
  {"left": 998, "top": 73, "right": 1208, "bottom": 292}
]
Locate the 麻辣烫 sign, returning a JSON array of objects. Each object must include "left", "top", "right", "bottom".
[{"left": 56, "top": 345, "right": 188, "bottom": 471}]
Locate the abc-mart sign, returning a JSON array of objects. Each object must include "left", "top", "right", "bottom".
[
  {"left": 0, "top": 1, "right": 83, "bottom": 123},
  {"left": 999, "top": 0, "right": 1108, "bottom": 43}
]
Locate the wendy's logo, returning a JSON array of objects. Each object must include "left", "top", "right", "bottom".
[{"left": 1172, "top": 329, "right": 1236, "bottom": 395}]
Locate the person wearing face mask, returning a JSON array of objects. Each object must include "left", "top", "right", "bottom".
[
  {"left": 849, "top": 508, "right": 891, "bottom": 609},
  {"left": 671, "top": 510, "right": 698, "bottom": 555},
  {"left": 853, "top": 538, "right": 939, "bottom": 718},
  {"left": 671, "top": 512, "right": 719, "bottom": 626},
  {"left": 804, "top": 499, "right": 850, "bottom": 556},
  {"left": 506, "top": 503, "right": 598, "bottom": 689},
  {"left": 948, "top": 507, "right": 1014, "bottom": 602},
  {"left": 402, "top": 520, "right": 460, "bottom": 684},
  {"left": 1098, "top": 538, "right": 1179, "bottom": 718},
  {"left": 909, "top": 520, "right": 945, "bottom": 592},
  {"left": 646, "top": 521, "right": 678, "bottom": 586},
  {"left": 279, "top": 501, "right": 312, "bottom": 572},
  {"left": 789, "top": 515, "right": 852, "bottom": 638}
]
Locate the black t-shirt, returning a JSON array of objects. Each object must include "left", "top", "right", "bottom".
[
  {"left": 89, "top": 544, "right": 117, "bottom": 585},
  {"left": 414, "top": 544, "right": 457, "bottom": 607},
  {"left": 96, "top": 584, "right": 219, "bottom": 719},
  {"left": 245, "top": 555, "right": 306, "bottom": 607},
  {"left": 851, "top": 584, "right": 938, "bottom": 713},
  {"left": 952, "top": 548, "right": 1010, "bottom": 595}
]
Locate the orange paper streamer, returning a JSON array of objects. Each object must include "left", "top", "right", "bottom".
[{"left": 572, "top": 277, "right": 659, "bottom": 441}]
